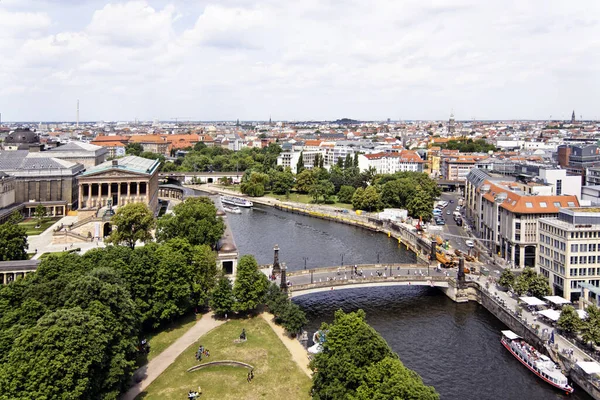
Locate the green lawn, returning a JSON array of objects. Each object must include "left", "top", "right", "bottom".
[
  {"left": 20, "top": 218, "right": 60, "bottom": 236},
  {"left": 264, "top": 192, "right": 353, "bottom": 210},
  {"left": 139, "top": 316, "right": 312, "bottom": 400},
  {"left": 146, "top": 313, "right": 199, "bottom": 362}
]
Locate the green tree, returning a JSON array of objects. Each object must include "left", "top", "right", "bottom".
[
  {"left": 264, "top": 283, "right": 289, "bottom": 316},
  {"left": 0, "top": 308, "right": 112, "bottom": 400},
  {"left": 581, "top": 305, "right": 600, "bottom": 346},
  {"left": 156, "top": 197, "right": 224, "bottom": 247},
  {"left": 352, "top": 357, "right": 439, "bottom": 400},
  {"left": 270, "top": 168, "right": 295, "bottom": 195},
  {"left": 558, "top": 305, "right": 582, "bottom": 337},
  {"left": 528, "top": 275, "right": 551, "bottom": 298},
  {"left": 125, "top": 143, "right": 144, "bottom": 156},
  {"left": 296, "top": 169, "right": 316, "bottom": 194},
  {"left": 233, "top": 255, "right": 269, "bottom": 313},
  {"left": 106, "top": 203, "right": 155, "bottom": 249},
  {"left": 279, "top": 301, "right": 308, "bottom": 335},
  {"left": 337, "top": 185, "right": 355, "bottom": 204},
  {"left": 240, "top": 171, "right": 269, "bottom": 197},
  {"left": 296, "top": 151, "right": 304, "bottom": 174},
  {"left": 310, "top": 310, "right": 436, "bottom": 399},
  {"left": 33, "top": 205, "right": 47, "bottom": 227},
  {"left": 352, "top": 187, "right": 365, "bottom": 210},
  {"left": 406, "top": 189, "right": 433, "bottom": 220},
  {"left": 498, "top": 269, "right": 515, "bottom": 289},
  {"left": 309, "top": 180, "right": 335, "bottom": 204},
  {"left": 209, "top": 276, "right": 235, "bottom": 317},
  {"left": 0, "top": 213, "right": 28, "bottom": 261}
]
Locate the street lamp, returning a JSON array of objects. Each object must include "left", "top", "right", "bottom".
[
  {"left": 376, "top": 252, "right": 380, "bottom": 264},
  {"left": 341, "top": 254, "right": 344, "bottom": 267},
  {"left": 310, "top": 270, "right": 314, "bottom": 284},
  {"left": 303, "top": 257, "right": 309, "bottom": 270}
]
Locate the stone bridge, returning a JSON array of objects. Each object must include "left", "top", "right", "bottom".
[{"left": 270, "top": 263, "right": 458, "bottom": 299}]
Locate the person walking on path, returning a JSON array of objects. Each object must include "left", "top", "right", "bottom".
[{"left": 121, "top": 312, "right": 224, "bottom": 400}]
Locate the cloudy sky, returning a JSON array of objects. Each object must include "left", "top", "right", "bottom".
[{"left": 0, "top": 0, "right": 598, "bottom": 122}]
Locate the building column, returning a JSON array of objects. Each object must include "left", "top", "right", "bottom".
[
  {"left": 108, "top": 182, "right": 112, "bottom": 205},
  {"left": 78, "top": 183, "right": 83, "bottom": 210},
  {"left": 97, "top": 183, "right": 102, "bottom": 207}
]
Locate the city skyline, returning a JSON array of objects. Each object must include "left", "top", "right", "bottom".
[{"left": 0, "top": 0, "right": 599, "bottom": 121}]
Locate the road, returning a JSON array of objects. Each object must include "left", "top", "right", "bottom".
[{"left": 434, "top": 192, "right": 505, "bottom": 276}]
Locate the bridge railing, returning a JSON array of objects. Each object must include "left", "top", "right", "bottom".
[
  {"left": 287, "top": 263, "right": 422, "bottom": 277},
  {"left": 289, "top": 274, "right": 453, "bottom": 292}
]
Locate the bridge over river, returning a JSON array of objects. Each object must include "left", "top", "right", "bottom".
[{"left": 276, "top": 263, "right": 459, "bottom": 299}]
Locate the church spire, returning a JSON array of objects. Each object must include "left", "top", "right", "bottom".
[{"left": 571, "top": 110, "right": 576, "bottom": 124}]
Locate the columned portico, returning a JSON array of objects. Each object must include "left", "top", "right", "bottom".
[{"left": 77, "top": 157, "right": 160, "bottom": 213}]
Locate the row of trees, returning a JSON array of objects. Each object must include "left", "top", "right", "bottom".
[
  {"left": 557, "top": 304, "right": 600, "bottom": 348},
  {"left": 498, "top": 268, "right": 551, "bottom": 298},
  {"left": 439, "top": 138, "right": 497, "bottom": 153},
  {"left": 310, "top": 309, "right": 438, "bottom": 399}
]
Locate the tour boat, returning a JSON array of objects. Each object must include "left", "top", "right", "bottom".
[
  {"left": 220, "top": 195, "right": 253, "bottom": 208},
  {"left": 501, "top": 330, "right": 574, "bottom": 394},
  {"left": 222, "top": 205, "right": 242, "bottom": 214}
]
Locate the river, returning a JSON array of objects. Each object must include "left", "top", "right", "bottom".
[{"left": 225, "top": 203, "right": 591, "bottom": 399}]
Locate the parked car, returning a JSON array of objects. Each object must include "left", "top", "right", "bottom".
[
  {"left": 465, "top": 240, "right": 474, "bottom": 248},
  {"left": 436, "top": 219, "right": 446, "bottom": 225}
]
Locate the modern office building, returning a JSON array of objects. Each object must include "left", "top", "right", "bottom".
[{"left": 537, "top": 207, "right": 600, "bottom": 302}]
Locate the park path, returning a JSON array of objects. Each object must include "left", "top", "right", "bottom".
[
  {"left": 260, "top": 313, "right": 312, "bottom": 378},
  {"left": 121, "top": 312, "right": 224, "bottom": 400}
]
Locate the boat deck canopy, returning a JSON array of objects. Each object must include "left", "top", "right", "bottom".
[{"left": 501, "top": 330, "right": 520, "bottom": 340}]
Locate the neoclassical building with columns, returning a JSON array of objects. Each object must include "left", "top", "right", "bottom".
[{"left": 78, "top": 156, "right": 160, "bottom": 214}]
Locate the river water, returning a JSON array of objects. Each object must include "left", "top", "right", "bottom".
[{"left": 225, "top": 203, "right": 591, "bottom": 399}]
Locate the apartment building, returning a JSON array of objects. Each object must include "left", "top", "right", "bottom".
[
  {"left": 357, "top": 150, "right": 424, "bottom": 174},
  {"left": 465, "top": 169, "right": 579, "bottom": 268},
  {"left": 537, "top": 207, "right": 600, "bottom": 302},
  {"left": 441, "top": 154, "right": 488, "bottom": 181}
]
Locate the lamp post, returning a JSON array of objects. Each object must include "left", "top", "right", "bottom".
[
  {"left": 341, "top": 253, "right": 344, "bottom": 267},
  {"left": 310, "top": 270, "right": 314, "bottom": 284},
  {"left": 377, "top": 252, "right": 380, "bottom": 264},
  {"left": 303, "top": 256, "right": 309, "bottom": 270}
]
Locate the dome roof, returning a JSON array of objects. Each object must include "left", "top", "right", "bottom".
[{"left": 220, "top": 242, "right": 237, "bottom": 252}]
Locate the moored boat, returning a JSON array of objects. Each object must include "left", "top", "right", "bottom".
[
  {"left": 501, "top": 330, "right": 574, "bottom": 394},
  {"left": 223, "top": 205, "right": 242, "bottom": 214},
  {"left": 220, "top": 195, "right": 253, "bottom": 208}
]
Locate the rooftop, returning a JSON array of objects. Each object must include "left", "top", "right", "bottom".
[{"left": 81, "top": 155, "right": 160, "bottom": 176}]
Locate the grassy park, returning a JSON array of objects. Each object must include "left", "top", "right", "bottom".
[
  {"left": 146, "top": 313, "right": 199, "bottom": 362},
  {"left": 139, "top": 316, "right": 312, "bottom": 400},
  {"left": 19, "top": 217, "right": 60, "bottom": 235}
]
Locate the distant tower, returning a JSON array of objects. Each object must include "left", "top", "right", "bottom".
[
  {"left": 571, "top": 110, "right": 576, "bottom": 124},
  {"left": 76, "top": 99, "right": 80, "bottom": 128},
  {"left": 448, "top": 112, "right": 456, "bottom": 134},
  {"left": 269, "top": 115, "right": 272, "bottom": 126}
]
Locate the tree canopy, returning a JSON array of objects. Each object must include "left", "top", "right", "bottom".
[
  {"left": 156, "top": 197, "right": 224, "bottom": 247},
  {"left": 233, "top": 255, "right": 269, "bottom": 313},
  {"left": 0, "top": 213, "right": 28, "bottom": 261},
  {"left": 106, "top": 203, "right": 155, "bottom": 249},
  {"left": 310, "top": 309, "right": 438, "bottom": 400}
]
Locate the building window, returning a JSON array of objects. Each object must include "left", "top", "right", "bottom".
[
  {"left": 540, "top": 202, "right": 547, "bottom": 208},
  {"left": 590, "top": 256, "right": 597, "bottom": 264},
  {"left": 589, "top": 268, "right": 596, "bottom": 276},
  {"left": 591, "top": 244, "right": 597, "bottom": 252},
  {"left": 580, "top": 268, "right": 587, "bottom": 276},
  {"left": 571, "top": 256, "right": 578, "bottom": 264},
  {"left": 571, "top": 244, "right": 578, "bottom": 252},
  {"left": 571, "top": 268, "right": 577, "bottom": 276},
  {"left": 580, "top": 256, "right": 587, "bottom": 264},
  {"left": 525, "top": 202, "right": 533, "bottom": 208},
  {"left": 516, "top": 234, "right": 521, "bottom": 241},
  {"left": 581, "top": 244, "right": 588, "bottom": 252},
  {"left": 516, "top": 222, "right": 521, "bottom": 230},
  {"left": 556, "top": 180, "right": 562, "bottom": 195}
]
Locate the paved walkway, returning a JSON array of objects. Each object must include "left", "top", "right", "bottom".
[
  {"left": 121, "top": 312, "right": 224, "bottom": 400},
  {"left": 260, "top": 313, "right": 312, "bottom": 378}
]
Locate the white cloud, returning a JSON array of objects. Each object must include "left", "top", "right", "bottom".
[{"left": 0, "top": 0, "right": 599, "bottom": 121}]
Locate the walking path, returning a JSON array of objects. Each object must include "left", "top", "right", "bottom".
[
  {"left": 121, "top": 312, "right": 224, "bottom": 400},
  {"left": 260, "top": 313, "right": 312, "bottom": 378}
]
